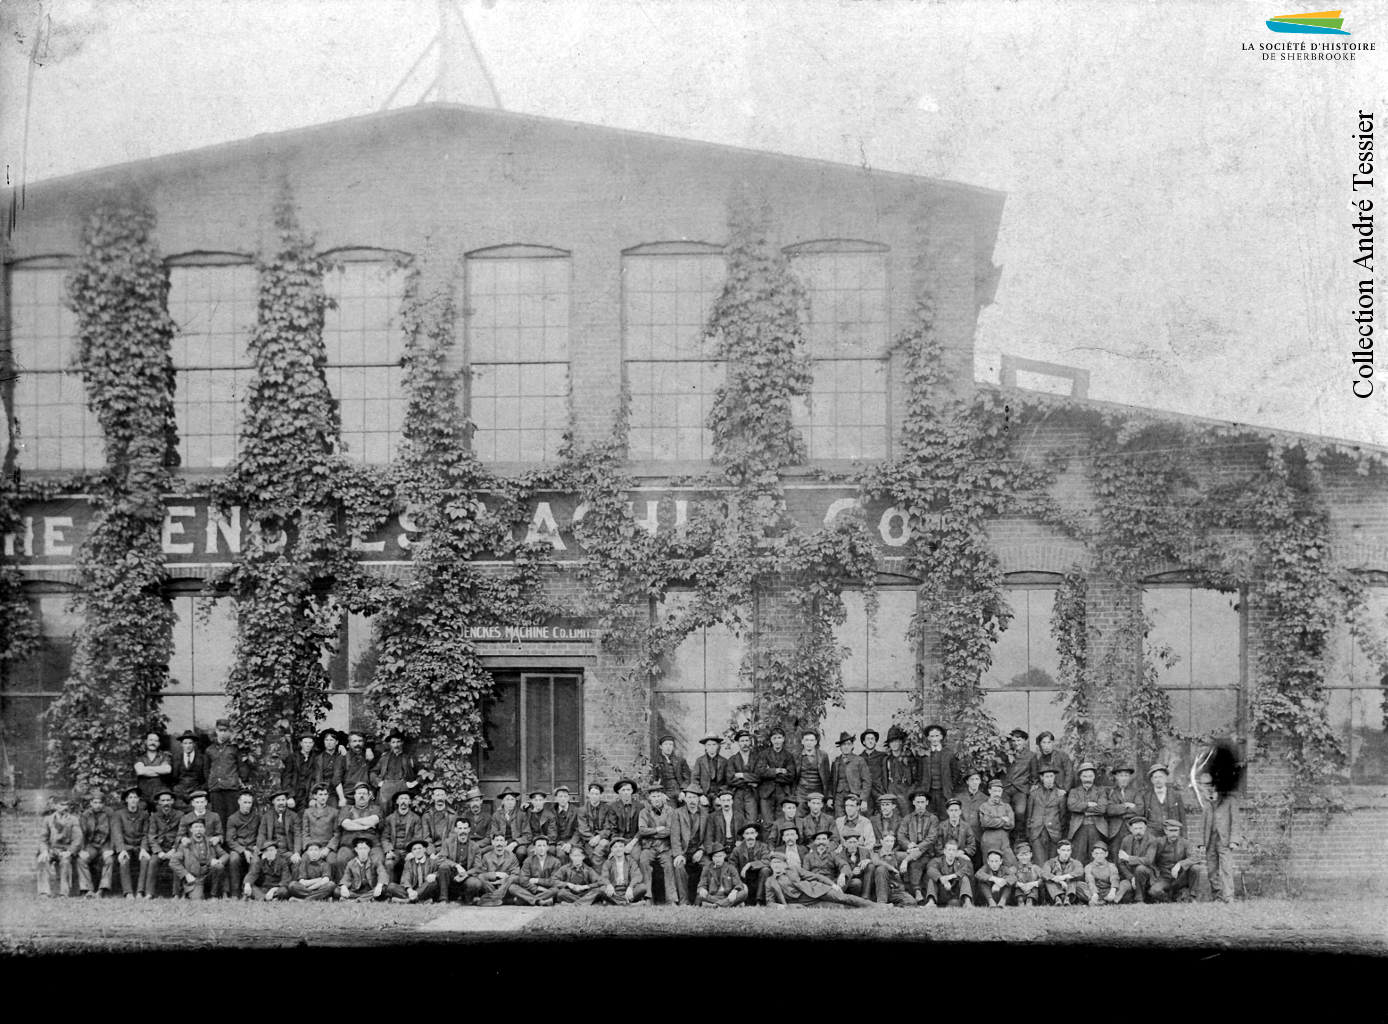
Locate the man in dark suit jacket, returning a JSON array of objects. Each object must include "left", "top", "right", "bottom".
[
  {"left": 701, "top": 789, "right": 746, "bottom": 860},
  {"left": 754, "top": 727, "right": 797, "bottom": 825},
  {"left": 691, "top": 734, "right": 729, "bottom": 809},
  {"left": 730, "top": 823, "right": 771, "bottom": 904},
  {"left": 170, "top": 731, "right": 207, "bottom": 808},
  {"left": 671, "top": 783, "right": 709, "bottom": 905},
  {"left": 915, "top": 725, "right": 960, "bottom": 820},
  {"left": 724, "top": 731, "right": 759, "bottom": 824},
  {"left": 652, "top": 736, "right": 692, "bottom": 806}
]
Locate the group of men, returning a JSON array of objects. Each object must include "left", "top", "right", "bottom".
[{"left": 34, "top": 720, "right": 1237, "bottom": 908}]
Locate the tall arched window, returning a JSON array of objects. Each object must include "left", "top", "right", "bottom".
[
  {"left": 465, "top": 245, "right": 570, "bottom": 463},
  {"left": 166, "top": 253, "right": 256, "bottom": 468},
  {"left": 321, "top": 248, "right": 409, "bottom": 464},
  {"left": 5, "top": 257, "right": 103, "bottom": 471},
  {"left": 622, "top": 242, "right": 726, "bottom": 462},
  {"left": 786, "top": 241, "right": 889, "bottom": 460}
]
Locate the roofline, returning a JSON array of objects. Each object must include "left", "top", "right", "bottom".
[
  {"left": 14, "top": 102, "right": 1007, "bottom": 207},
  {"left": 986, "top": 383, "right": 1388, "bottom": 455}
]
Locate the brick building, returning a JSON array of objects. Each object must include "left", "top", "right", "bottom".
[{"left": 2, "top": 105, "right": 1385, "bottom": 889}]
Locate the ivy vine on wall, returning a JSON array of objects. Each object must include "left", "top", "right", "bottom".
[{"left": 45, "top": 193, "right": 178, "bottom": 792}]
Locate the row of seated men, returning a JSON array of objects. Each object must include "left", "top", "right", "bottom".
[{"left": 36, "top": 769, "right": 1209, "bottom": 906}]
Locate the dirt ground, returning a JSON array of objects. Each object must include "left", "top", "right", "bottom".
[{"left": 2, "top": 893, "right": 1384, "bottom": 954}]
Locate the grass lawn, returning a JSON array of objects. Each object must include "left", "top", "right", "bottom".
[{"left": 2, "top": 893, "right": 1385, "bottom": 954}]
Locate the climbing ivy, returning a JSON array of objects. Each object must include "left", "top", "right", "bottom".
[
  {"left": 210, "top": 189, "right": 391, "bottom": 791},
  {"left": 45, "top": 193, "right": 178, "bottom": 792},
  {"left": 364, "top": 243, "right": 554, "bottom": 794}
]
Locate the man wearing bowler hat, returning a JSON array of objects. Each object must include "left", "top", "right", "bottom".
[
  {"left": 696, "top": 846, "right": 748, "bottom": 907},
  {"left": 205, "top": 719, "right": 250, "bottom": 827},
  {"left": 170, "top": 817, "right": 227, "bottom": 899},
  {"left": 334, "top": 781, "right": 385, "bottom": 875},
  {"left": 372, "top": 728, "right": 425, "bottom": 811},
  {"left": 113, "top": 785, "right": 150, "bottom": 897},
  {"left": 754, "top": 725, "right": 797, "bottom": 826},
  {"left": 765, "top": 798, "right": 801, "bottom": 855},
  {"left": 768, "top": 821, "right": 808, "bottom": 871},
  {"left": 170, "top": 731, "right": 207, "bottom": 808},
  {"left": 458, "top": 785, "right": 490, "bottom": 837},
  {"left": 281, "top": 731, "right": 318, "bottom": 810},
  {"left": 638, "top": 782, "right": 679, "bottom": 903},
  {"left": 1106, "top": 764, "right": 1144, "bottom": 855},
  {"left": 883, "top": 726, "right": 916, "bottom": 810},
  {"left": 702, "top": 788, "right": 746, "bottom": 861},
  {"left": 488, "top": 786, "right": 529, "bottom": 860},
  {"left": 312, "top": 729, "right": 347, "bottom": 807},
  {"left": 142, "top": 790, "right": 181, "bottom": 898},
  {"left": 1026, "top": 766, "right": 1066, "bottom": 864},
  {"left": 671, "top": 781, "right": 708, "bottom": 905},
  {"left": 381, "top": 789, "right": 424, "bottom": 885},
  {"left": 245, "top": 838, "right": 294, "bottom": 900},
  {"left": 1115, "top": 815, "right": 1158, "bottom": 903},
  {"left": 608, "top": 779, "right": 642, "bottom": 853},
  {"left": 829, "top": 731, "right": 871, "bottom": 815},
  {"left": 725, "top": 729, "right": 760, "bottom": 824},
  {"left": 731, "top": 822, "right": 772, "bottom": 904},
  {"left": 257, "top": 789, "right": 299, "bottom": 866},
  {"left": 421, "top": 784, "right": 457, "bottom": 852},
  {"left": 692, "top": 733, "right": 729, "bottom": 809},
  {"left": 1066, "top": 762, "right": 1109, "bottom": 866},
  {"left": 915, "top": 724, "right": 959, "bottom": 819}
]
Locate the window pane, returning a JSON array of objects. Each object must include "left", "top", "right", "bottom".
[
  {"left": 525, "top": 676, "right": 554, "bottom": 791},
  {"left": 322, "top": 261, "right": 405, "bottom": 463},
  {"left": 553, "top": 677, "right": 582, "bottom": 791},
  {"left": 791, "top": 359, "right": 887, "bottom": 460},
  {"left": 1189, "top": 589, "right": 1240, "bottom": 688},
  {"left": 792, "top": 251, "right": 888, "bottom": 360},
  {"left": 653, "top": 691, "right": 706, "bottom": 755},
  {"left": 480, "top": 676, "right": 520, "bottom": 781},
  {"left": 1145, "top": 588, "right": 1194, "bottom": 688},
  {"left": 653, "top": 594, "right": 747, "bottom": 692}
]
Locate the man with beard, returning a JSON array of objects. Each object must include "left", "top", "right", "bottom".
[
  {"left": 459, "top": 786, "right": 492, "bottom": 838},
  {"left": 731, "top": 823, "right": 772, "bottom": 904},
  {"left": 171, "top": 817, "right": 227, "bottom": 900},
  {"left": 437, "top": 817, "right": 485, "bottom": 904},
  {"left": 671, "top": 781, "right": 708, "bottom": 906},
  {"left": 755, "top": 725, "right": 797, "bottom": 825},
  {"left": 113, "top": 785, "right": 151, "bottom": 898},
  {"left": 802, "top": 827, "right": 844, "bottom": 888},
  {"left": 134, "top": 732, "right": 173, "bottom": 807},
  {"left": 725, "top": 730, "right": 759, "bottom": 824},
  {"left": 342, "top": 731, "right": 375, "bottom": 799},
  {"left": 421, "top": 784, "right": 458, "bottom": 852}
]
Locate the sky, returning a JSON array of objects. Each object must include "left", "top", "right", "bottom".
[{"left": 3, "top": 0, "right": 1386, "bottom": 445}]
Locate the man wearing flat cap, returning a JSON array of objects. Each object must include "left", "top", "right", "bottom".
[
  {"left": 178, "top": 790, "right": 224, "bottom": 848},
  {"left": 754, "top": 725, "right": 797, "bottom": 826},
  {"left": 935, "top": 798, "right": 977, "bottom": 862},
  {"left": 1041, "top": 838, "right": 1087, "bottom": 905},
  {"left": 915, "top": 724, "right": 959, "bottom": 820},
  {"left": 793, "top": 731, "right": 833, "bottom": 816},
  {"left": 1085, "top": 841, "right": 1129, "bottom": 905},
  {"left": 36, "top": 794, "right": 82, "bottom": 898},
  {"left": 829, "top": 731, "right": 871, "bottom": 816},
  {"left": 725, "top": 729, "right": 760, "bottom": 824},
  {"left": 1148, "top": 818, "right": 1205, "bottom": 903},
  {"left": 638, "top": 783, "right": 679, "bottom": 903},
  {"left": 1114, "top": 815, "right": 1158, "bottom": 903},
  {"left": 1105, "top": 764, "right": 1143, "bottom": 855},
  {"left": 692, "top": 733, "right": 729, "bottom": 808},
  {"left": 1066, "top": 762, "right": 1110, "bottom": 866},
  {"left": 860, "top": 728, "right": 887, "bottom": 810},
  {"left": 1026, "top": 766, "right": 1067, "bottom": 864},
  {"left": 1004, "top": 728, "right": 1036, "bottom": 844},
  {"left": 333, "top": 781, "right": 385, "bottom": 876},
  {"left": 870, "top": 792, "right": 904, "bottom": 852},
  {"left": 653, "top": 734, "right": 692, "bottom": 807},
  {"left": 598, "top": 833, "right": 647, "bottom": 905},
  {"left": 671, "top": 782, "right": 709, "bottom": 905},
  {"left": 1142, "top": 764, "right": 1187, "bottom": 835},
  {"left": 795, "top": 791, "right": 836, "bottom": 851},
  {"left": 205, "top": 719, "right": 251, "bottom": 828},
  {"left": 978, "top": 778, "right": 1018, "bottom": 869}
]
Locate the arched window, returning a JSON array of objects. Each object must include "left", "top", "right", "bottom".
[
  {"left": 5, "top": 257, "right": 103, "bottom": 471},
  {"left": 166, "top": 252, "right": 257, "bottom": 468},
  {"left": 321, "top": 248, "right": 410, "bottom": 464},
  {"left": 465, "top": 245, "right": 570, "bottom": 463},
  {"left": 622, "top": 242, "right": 726, "bottom": 462},
  {"left": 785, "top": 240, "right": 890, "bottom": 460}
]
